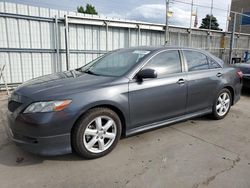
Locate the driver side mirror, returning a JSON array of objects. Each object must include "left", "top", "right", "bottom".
[{"left": 136, "top": 68, "right": 157, "bottom": 81}]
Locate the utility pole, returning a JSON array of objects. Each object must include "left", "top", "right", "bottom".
[
  {"left": 239, "top": 8, "right": 244, "bottom": 34},
  {"left": 64, "top": 14, "right": 70, "bottom": 71},
  {"left": 229, "top": 13, "right": 237, "bottom": 64},
  {"left": 209, "top": 0, "right": 214, "bottom": 31},
  {"left": 165, "top": 0, "right": 170, "bottom": 45},
  {"left": 189, "top": 0, "right": 194, "bottom": 46},
  {"left": 189, "top": 0, "right": 194, "bottom": 29},
  {"left": 225, "top": 4, "right": 231, "bottom": 32}
]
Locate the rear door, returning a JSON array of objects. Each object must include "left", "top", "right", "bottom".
[
  {"left": 183, "top": 50, "right": 222, "bottom": 113},
  {"left": 128, "top": 50, "right": 188, "bottom": 128}
]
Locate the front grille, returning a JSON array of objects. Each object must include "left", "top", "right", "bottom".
[{"left": 8, "top": 100, "right": 22, "bottom": 112}]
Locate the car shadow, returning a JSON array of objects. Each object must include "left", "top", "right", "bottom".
[
  {"left": 0, "top": 141, "right": 86, "bottom": 167},
  {"left": 0, "top": 117, "right": 214, "bottom": 167},
  {"left": 0, "top": 125, "right": 85, "bottom": 167},
  {"left": 190, "top": 115, "right": 213, "bottom": 122},
  {"left": 241, "top": 88, "right": 250, "bottom": 97},
  {"left": 0, "top": 89, "right": 248, "bottom": 167}
]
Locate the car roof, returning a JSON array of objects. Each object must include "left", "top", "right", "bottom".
[
  {"left": 120, "top": 46, "right": 209, "bottom": 53},
  {"left": 119, "top": 46, "right": 224, "bottom": 66}
]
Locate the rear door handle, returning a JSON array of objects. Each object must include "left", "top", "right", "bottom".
[
  {"left": 177, "top": 79, "right": 185, "bottom": 84},
  {"left": 217, "top": 72, "right": 223, "bottom": 77}
]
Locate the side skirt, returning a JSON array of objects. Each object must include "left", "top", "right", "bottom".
[{"left": 126, "top": 109, "right": 212, "bottom": 136}]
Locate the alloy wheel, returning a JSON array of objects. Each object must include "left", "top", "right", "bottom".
[
  {"left": 216, "top": 92, "right": 230, "bottom": 117},
  {"left": 83, "top": 116, "right": 117, "bottom": 153}
]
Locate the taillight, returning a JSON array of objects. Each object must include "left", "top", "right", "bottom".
[{"left": 237, "top": 70, "right": 243, "bottom": 79}]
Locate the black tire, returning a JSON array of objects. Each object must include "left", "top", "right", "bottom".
[
  {"left": 211, "top": 88, "right": 232, "bottom": 120},
  {"left": 71, "top": 107, "right": 122, "bottom": 159}
]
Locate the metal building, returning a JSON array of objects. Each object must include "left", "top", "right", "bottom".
[{"left": 229, "top": 0, "right": 250, "bottom": 33}]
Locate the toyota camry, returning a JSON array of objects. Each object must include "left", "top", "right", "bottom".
[{"left": 7, "top": 47, "right": 242, "bottom": 159}]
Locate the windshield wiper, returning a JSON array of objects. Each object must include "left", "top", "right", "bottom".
[{"left": 84, "top": 70, "right": 100, "bottom": 76}]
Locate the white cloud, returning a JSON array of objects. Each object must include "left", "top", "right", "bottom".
[
  {"left": 126, "top": 4, "right": 165, "bottom": 23},
  {"left": 101, "top": 1, "right": 230, "bottom": 31},
  {"left": 127, "top": 4, "right": 192, "bottom": 28},
  {"left": 169, "top": 7, "right": 192, "bottom": 27}
]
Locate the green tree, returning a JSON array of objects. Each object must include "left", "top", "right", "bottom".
[
  {"left": 77, "top": 4, "right": 98, "bottom": 15},
  {"left": 199, "top": 14, "right": 221, "bottom": 30},
  {"left": 77, "top": 6, "right": 85, "bottom": 14}
]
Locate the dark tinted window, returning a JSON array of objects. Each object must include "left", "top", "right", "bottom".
[
  {"left": 143, "top": 50, "right": 182, "bottom": 77},
  {"left": 184, "top": 51, "right": 209, "bottom": 71},
  {"left": 209, "top": 58, "right": 221, "bottom": 69}
]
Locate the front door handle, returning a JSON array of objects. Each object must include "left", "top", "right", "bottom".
[
  {"left": 177, "top": 79, "right": 185, "bottom": 84},
  {"left": 217, "top": 72, "right": 223, "bottom": 77}
]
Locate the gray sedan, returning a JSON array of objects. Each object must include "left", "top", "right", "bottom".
[
  {"left": 233, "top": 59, "right": 250, "bottom": 88},
  {"left": 7, "top": 47, "right": 242, "bottom": 159}
]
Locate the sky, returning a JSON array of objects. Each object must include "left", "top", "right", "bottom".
[{"left": 5, "top": 0, "right": 232, "bottom": 30}]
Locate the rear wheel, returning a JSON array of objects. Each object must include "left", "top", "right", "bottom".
[
  {"left": 212, "top": 88, "right": 232, "bottom": 120},
  {"left": 72, "top": 108, "right": 122, "bottom": 159}
]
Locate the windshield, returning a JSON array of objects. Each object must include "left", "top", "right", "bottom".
[{"left": 79, "top": 49, "right": 151, "bottom": 77}]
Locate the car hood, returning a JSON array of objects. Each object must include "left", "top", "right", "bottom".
[{"left": 14, "top": 70, "right": 120, "bottom": 100}]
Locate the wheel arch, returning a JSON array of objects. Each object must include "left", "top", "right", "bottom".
[
  {"left": 71, "top": 103, "right": 127, "bottom": 138},
  {"left": 224, "top": 86, "right": 235, "bottom": 105}
]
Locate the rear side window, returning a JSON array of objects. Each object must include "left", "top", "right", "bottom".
[
  {"left": 209, "top": 58, "right": 221, "bottom": 69},
  {"left": 184, "top": 51, "right": 209, "bottom": 71},
  {"left": 143, "top": 50, "right": 182, "bottom": 77}
]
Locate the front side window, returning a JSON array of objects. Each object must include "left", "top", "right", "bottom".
[
  {"left": 80, "top": 50, "right": 151, "bottom": 77},
  {"left": 209, "top": 58, "right": 221, "bottom": 69},
  {"left": 184, "top": 51, "right": 209, "bottom": 71},
  {"left": 143, "top": 50, "right": 182, "bottom": 77}
]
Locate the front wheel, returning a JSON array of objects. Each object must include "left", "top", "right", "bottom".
[
  {"left": 212, "top": 88, "right": 232, "bottom": 120},
  {"left": 72, "top": 108, "right": 122, "bottom": 159}
]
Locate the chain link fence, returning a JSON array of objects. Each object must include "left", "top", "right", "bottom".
[{"left": 0, "top": 2, "right": 250, "bottom": 86}]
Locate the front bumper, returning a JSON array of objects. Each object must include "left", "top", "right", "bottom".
[{"left": 7, "top": 111, "right": 73, "bottom": 156}]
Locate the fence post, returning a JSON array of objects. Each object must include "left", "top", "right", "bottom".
[
  {"left": 54, "top": 15, "right": 60, "bottom": 72},
  {"left": 229, "top": 13, "right": 237, "bottom": 64},
  {"left": 64, "top": 14, "right": 70, "bottom": 70},
  {"left": 128, "top": 28, "right": 131, "bottom": 47},
  {"left": 248, "top": 37, "right": 250, "bottom": 57},
  {"left": 104, "top": 21, "right": 109, "bottom": 52},
  {"left": 188, "top": 29, "right": 192, "bottom": 47},
  {"left": 236, "top": 34, "right": 239, "bottom": 58},
  {"left": 178, "top": 31, "right": 181, "bottom": 46},
  {"left": 206, "top": 33, "right": 210, "bottom": 51},
  {"left": 137, "top": 24, "right": 141, "bottom": 46},
  {"left": 220, "top": 33, "right": 226, "bottom": 59}
]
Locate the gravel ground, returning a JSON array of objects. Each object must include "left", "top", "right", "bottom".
[{"left": 0, "top": 90, "right": 250, "bottom": 188}]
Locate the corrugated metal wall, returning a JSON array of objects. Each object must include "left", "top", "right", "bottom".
[{"left": 1, "top": 2, "right": 250, "bottom": 85}]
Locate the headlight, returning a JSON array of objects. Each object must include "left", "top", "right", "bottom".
[{"left": 23, "top": 100, "right": 72, "bottom": 113}]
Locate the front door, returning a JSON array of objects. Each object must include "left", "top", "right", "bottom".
[{"left": 129, "top": 50, "right": 187, "bottom": 128}]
